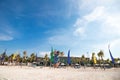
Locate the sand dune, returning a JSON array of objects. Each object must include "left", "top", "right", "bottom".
[{"left": 0, "top": 66, "right": 120, "bottom": 80}]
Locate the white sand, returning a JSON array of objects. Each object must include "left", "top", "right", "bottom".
[{"left": 0, "top": 66, "right": 120, "bottom": 80}]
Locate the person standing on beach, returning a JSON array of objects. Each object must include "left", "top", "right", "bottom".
[{"left": 54, "top": 50, "right": 60, "bottom": 68}]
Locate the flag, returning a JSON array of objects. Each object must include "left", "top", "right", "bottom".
[
  {"left": 1, "top": 49, "right": 6, "bottom": 61},
  {"left": 108, "top": 45, "right": 115, "bottom": 64},
  {"left": 93, "top": 55, "right": 97, "bottom": 64},
  {"left": 50, "top": 47, "right": 54, "bottom": 63},
  {"left": 13, "top": 54, "right": 17, "bottom": 60},
  {"left": 67, "top": 50, "right": 71, "bottom": 65}
]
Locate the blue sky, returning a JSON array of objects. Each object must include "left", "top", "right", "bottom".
[{"left": 0, "top": 0, "right": 120, "bottom": 59}]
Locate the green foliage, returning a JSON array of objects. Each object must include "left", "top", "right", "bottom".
[
  {"left": 97, "top": 50, "right": 104, "bottom": 64},
  {"left": 44, "top": 54, "right": 49, "bottom": 66},
  {"left": 0, "top": 50, "right": 119, "bottom": 67},
  {"left": 4, "top": 54, "right": 8, "bottom": 62},
  {"left": 92, "top": 52, "right": 95, "bottom": 61},
  {"left": 30, "top": 53, "right": 36, "bottom": 62}
]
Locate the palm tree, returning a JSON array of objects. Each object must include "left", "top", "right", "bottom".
[
  {"left": 23, "top": 51, "right": 27, "bottom": 63},
  {"left": 44, "top": 54, "right": 49, "bottom": 66},
  {"left": 30, "top": 53, "right": 35, "bottom": 62},
  {"left": 23, "top": 51, "right": 27, "bottom": 59},
  {"left": 81, "top": 55, "right": 86, "bottom": 67},
  {"left": 100, "top": 50, "right": 104, "bottom": 60},
  {"left": 97, "top": 52, "right": 101, "bottom": 66},
  {"left": 81, "top": 55, "right": 85, "bottom": 62},
  {"left": 97, "top": 50, "right": 105, "bottom": 69},
  {"left": 16, "top": 54, "right": 21, "bottom": 65},
  {"left": 98, "top": 50, "right": 104, "bottom": 64},
  {"left": 106, "top": 58, "right": 110, "bottom": 64},
  {"left": 10, "top": 53, "right": 14, "bottom": 63},
  {"left": 4, "top": 54, "right": 8, "bottom": 62}
]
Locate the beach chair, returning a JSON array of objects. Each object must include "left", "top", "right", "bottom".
[
  {"left": 74, "top": 63, "right": 80, "bottom": 69},
  {"left": 60, "top": 63, "right": 66, "bottom": 68}
]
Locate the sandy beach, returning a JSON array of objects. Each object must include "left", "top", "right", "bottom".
[{"left": 0, "top": 66, "right": 120, "bottom": 80}]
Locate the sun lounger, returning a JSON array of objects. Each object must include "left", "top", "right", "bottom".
[{"left": 74, "top": 63, "right": 80, "bottom": 68}]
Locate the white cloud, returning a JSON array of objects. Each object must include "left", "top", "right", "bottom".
[
  {"left": 110, "top": 39, "right": 120, "bottom": 48},
  {"left": 0, "top": 22, "right": 19, "bottom": 41},
  {"left": 73, "top": 19, "right": 83, "bottom": 27},
  {"left": 101, "top": 14, "right": 120, "bottom": 36},
  {"left": 71, "top": 0, "right": 120, "bottom": 58},
  {"left": 74, "top": 27, "right": 86, "bottom": 38},
  {"left": 48, "top": 35, "right": 71, "bottom": 46},
  {"left": 80, "top": 0, "right": 114, "bottom": 10},
  {"left": 83, "top": 6, "right": 105, "bottom": 22},
  {"left": 49, "top": 35, "right": 64, "bottom": 45},
  {"left": 0, "top": 34, "right": 13, "bottom": 41},
  {"left": 46, "top": 0, "right": 120, "bottom": 58},
  {"left": 73, "top": 6, "right": 105, "bottom": 39},
  {"left": 73, "top": 4, "right": 120, "bottom": 38},
  {"left": 73, "top": 17, "right": 87, "bottom": 38}
]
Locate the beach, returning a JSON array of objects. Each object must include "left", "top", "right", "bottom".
[{"left": 0, "top": 66, "right": 120, "bottom": 80}]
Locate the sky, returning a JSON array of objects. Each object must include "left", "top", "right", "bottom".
[{"left": 0, "top": 0, "right": 120, "bottom": 59}]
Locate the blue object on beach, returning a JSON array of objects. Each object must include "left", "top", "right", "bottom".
[
  {"left": 54, "top": 51, "right": 59, "bottom": 64},
  {"left": 108, "top": 45, "right": 115, "bottom": 64},
  {"left": 109, "top": 49, "right": 115, "bottom": 64},
  {"left": 67, "top": 50, "right": 71, "bottom": 65},
  {"left": 0, "top": 50, "right": 6, "bottom": 61}
]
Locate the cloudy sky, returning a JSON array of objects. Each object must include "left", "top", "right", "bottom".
[{"left": 0, "top": 0, "right": 120, "bottom": 59}]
